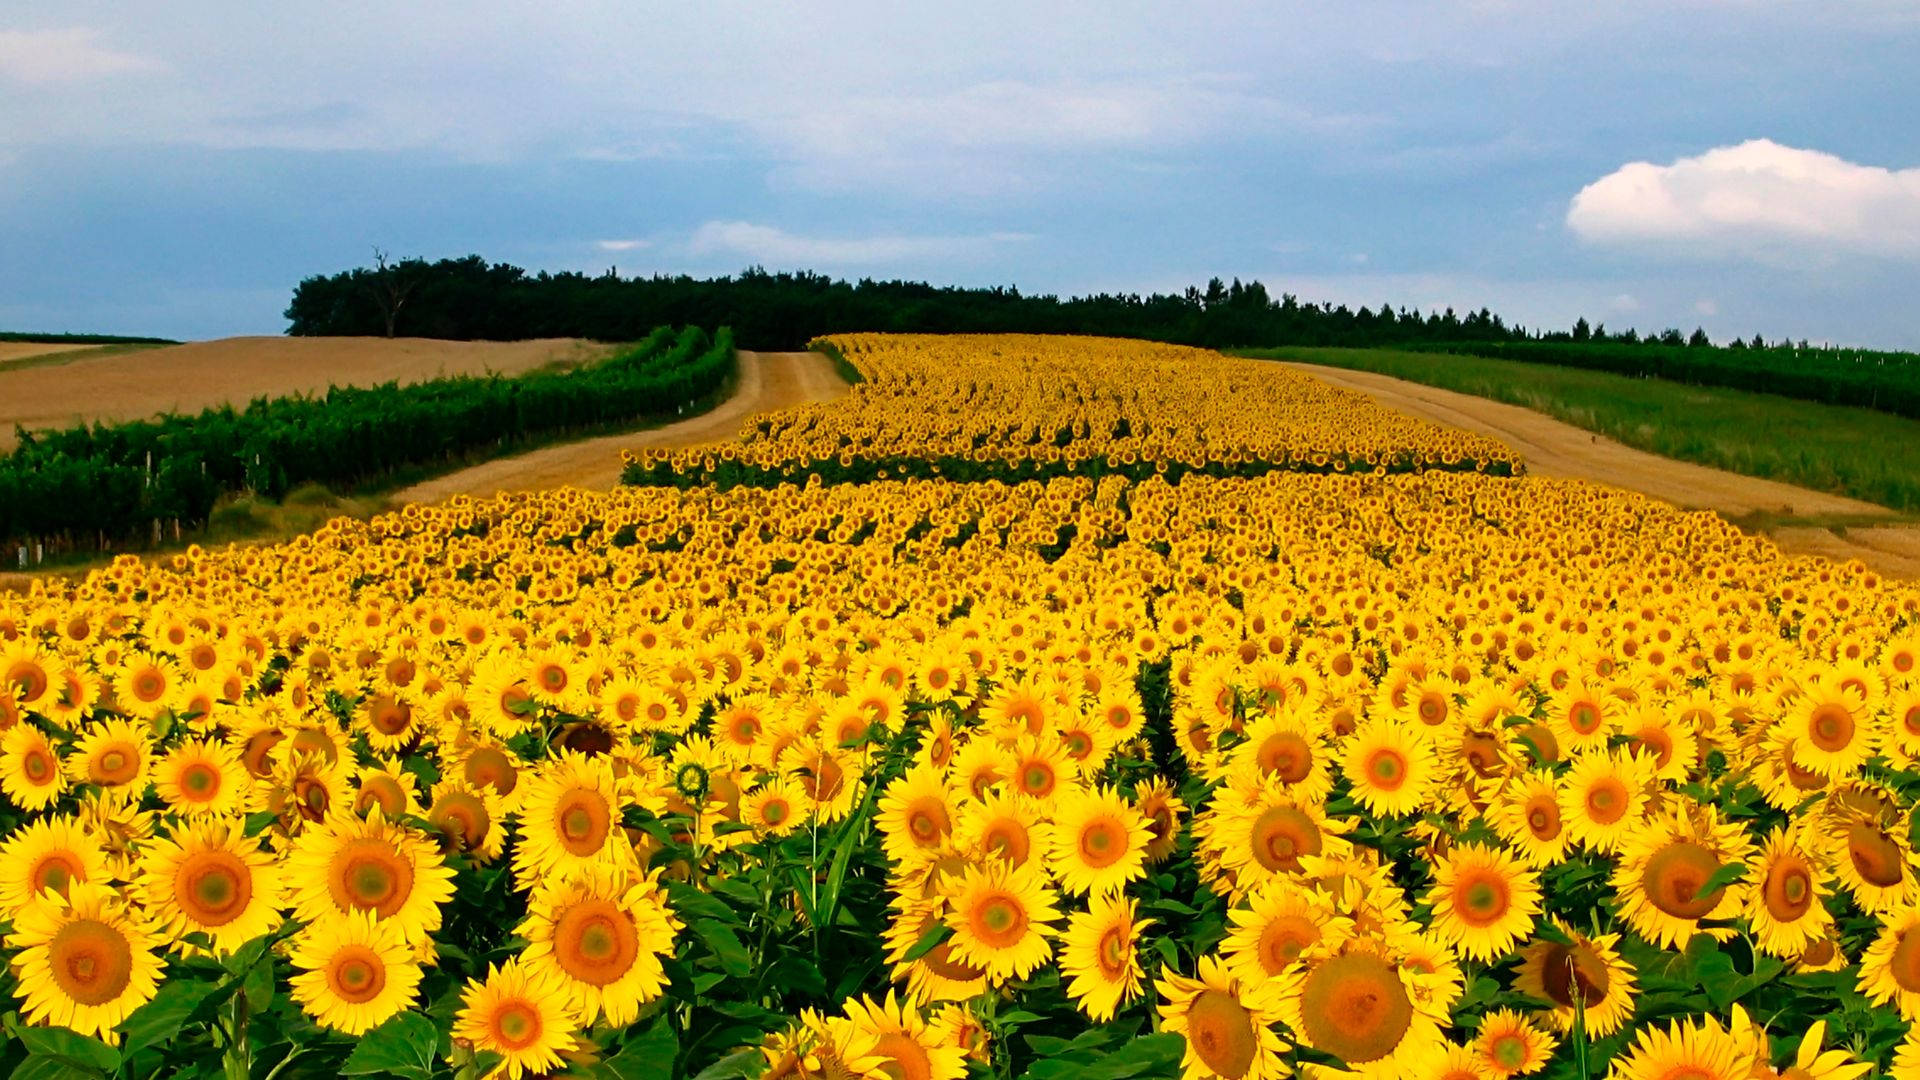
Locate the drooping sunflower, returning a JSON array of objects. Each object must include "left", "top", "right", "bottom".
[
  {"left": 1341, "top": 719, "right": 1438, "bottom": 818},
  {"left": 137, "top": 817, "right": 284, "bottom": 955},
  {"left": 1743, "top": 827, "right": 1833, "bottom": 959},
  {"left": 1059, "top": 892, "right": 1151, "bottom": 1021},
  {"left": 284, "top": 809, "right": 456, "bottom": 943},
  {"left": 1611, "top": 801, "right": 1755, "bottom": 950},
  {"left": 1222, "top": 879, "right": 1348, "bottom": 987},
  {"left": 1048, "top": 784, "right": 1152, "bottom": 897},
  {"left": 877, "top": 762, "right": 959, "bottom": 868},
  {"left": 1426, "top": 842, "right": 1541, "bottom": 963},
  {"left": 152, "top": 737, "right": 248, "bottom": 816},
  {"left": 511, "top": 749, "right": 630, "bottom": 888},
  {"left": 1556, "top": 749, "right": 1650, "bottom": 855},
  {"left": 1607, "top": 1015, "right": 1752, "bottom": 1080},
  {"left": 287, "top": 909, "right": 423, "bottom": 1035},
  {"left": 0, "top": 722, "right": 68, "bottom": 811},
  {"left": 0, "top": 814, "right": 109, "bottom": 914},
  {"left": 452, "top": 958, "right": 583, "bottom": 1080},
  {"left": 1156, "top": 955, "right": 1291, "bottom": 1080},
  {"left": 941, "top": 858, "right": 1061, "bottom": 984},
  {"left": 66, "top": 717, "right": 154, "bottom": 800},
  {"left": 518, "top": 863, "right": 678, "bottom": 1027},
  {"left": 6, "top": 880, "right": 166, "bottom": 1044},
  {"left": 1473, "top": 1008, "right": 1556, "bottom": 1078},
  {"left": 1487, "top": 770, "right": 1569, "bottom": 869},
  {"left": 837, "top": 992, "right": 969, "bottom": 1080},
  {"left": 1510, "top": 920, "right": 1638, "bottom": 1037},
  {"left": 1859, "top": 904, "right": 1920, "bottom": 1021}
]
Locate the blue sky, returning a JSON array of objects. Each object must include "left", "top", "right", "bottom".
[{"left": 3, "top": 2, "right": 1918, "bottom": 346}]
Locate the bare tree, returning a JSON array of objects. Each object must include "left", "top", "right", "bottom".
[{"left": 366, "top": 247, "right": 420, "bottom": 338}]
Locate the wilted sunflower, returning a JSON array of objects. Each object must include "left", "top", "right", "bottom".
[
  {"left": 1058, "top": 892, "right": 1151, "bottom": 1021},
  {"left": 1047, "top": 784, "right": 1151, "bottom": 897},
  {"left": 6, "top": 880, "right": 165, "bottom": 1044},
  {"left": 288, "top": 909, "right": 423, "bottom": 1035},
  {"left": 137, "top": 817, "right": 284, "bottom": 955},
  {"left": 1156, "top": 955, "right": 1291, "bottom": 1080},
  {"left": 1426, "top": 842, "right": 1541, "bottom": 963},
  {"left": 452, "top": 958, "right": 583, "bottom": 1080}
]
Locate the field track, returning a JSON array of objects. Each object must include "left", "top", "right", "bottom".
[
  {"left": 1284, "top": 360, "right": 1920, "bottom": 578},
  {"left": 387, "top": 350, "right": 850, "bottom": 503},
  {"left": 0, "top": 342, "right": 109, "bottom": 364},
  {"left": 0, "top": 336, "right": 608, "bottom": 450}
]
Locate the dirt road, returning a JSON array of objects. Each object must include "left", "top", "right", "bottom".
[
  {"left": 389, "top": 351, "right": 849, "bottom": 502},
  {"left": 1284, "top": 361, "right": 1920, "bottom": 578}
]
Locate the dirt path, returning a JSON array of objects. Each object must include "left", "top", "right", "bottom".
[
  {"left": 389, "top": 351, "right": 849, "bottom": 503},
  {"left": 1285, "top": 361, "right": 1920, "bottom": 578}
]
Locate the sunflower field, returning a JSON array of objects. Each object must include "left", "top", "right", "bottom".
[{"left": 1, "top": 334, "right": 1919, "bottom": 1080}]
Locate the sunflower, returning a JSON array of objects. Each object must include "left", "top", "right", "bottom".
[
  {"left": 285, "top": 810, "right": 456, "bottom": 943},
  {"left": 787, "top": 740, "right": 863, "bottom": 824},
  {"left": 251, "top": 750, "right": 348, "bottom": 832},
  {"left": 1156, "top": 955, "right": 1291, "bottom": 1080},
  {"left": 1487, "top": 770, "right": 1568, "bottom": 869},
  {"left": 1744, "top": 827, "right": 1833, "bottom": 959},
  {"left": 877, "top": 762, "right": 959, "bottom": 868},
  {"left": 512, "top": 750, "right": 630, "bottom": 888},
  {"left": 1273, "top": 939, "right": 1447, "bottom": 1077},
  {"left": 953, "top": 789, "right": 1050, "bottom": 870},
  {"left": 1556, "top": 750, "right": 1650, "bottom": 855},
  {"left": 138, "top": 817, "right": 283, "bottom": 956},
  {"left": 0, "top": 723, "right": 68, "bottom": 811},
  {"left": 1048, "top": 784, "right": 1151, "bottom": 897},
  {"left": 1715, "top": 1006, "right": 1868, "bottom": 1080},
  {"left": 1209, "top": 787, "right": 1351, "bottom": 899},
  {"left": 0, "top": 814, "right": 109, "bottom": 914},
  {"left": 1135, "top": 777, "right": 1188, "bottom": 865},
  {"left": 1006, "top": 733, "right": 1075, "bottom": 800},
  {"left": 453, "top": 958, "right": 583, "bottom": 1080},
  {"left": 1222, "top": 879, "right": 1347, "bottom": 987},
  {"left": 1510, "top": 920, "right": 1637, "bottom": 1038},
  {"left": 67, "top": 717, "right": 153, "bottom": 800},
  {"left": 110, "top": 651, "right": 183, "bottom": 722},
  {"left": 288, "top": 909, "right": 423, "bottom": 1035},
  {"left": 941, "top": 859, "right": 1061, "bottom": 984},
  {"left": 837, "top": 992, "right": 969, "bottom": 1080},
  {"left": 424, "top": 779, "right": 507, "bottom": 861},
  {"left": 1059, "top": 892, "right": 1151, "bottom": 1021},
  {"left": 1233, "top": 713, "right": 1333, "bottom": 802},
  {"left": 1341, "top": 719, "right": 1438, "bottom": 818},
  {"left": 6, "top": 880, "right": 165, "bottom": 1044},
  {"left": 1542, "top": 679, "right": 1616, "bottom": 756},
  {"left": 1611, "top": 801, "right": 1755, "bottom": 950},
  {"left": 761, "top": 1007, "right": 887, "bottom": 1080},
  {"left": 743, "top": 777, "right": 807, "bottom": 837},
  {"left": 886, "top": 898, "right": 989, "bottom": 1003},
  {"left": 1608, "top": 1016, "right": 1751, "bottom": 1080},
  {"left": 519, "top": 863, "right": 678, "bottom": 1027},
  {"left": 1426, "top": 842, "right": 1541, "bottom": 962},
  {"left": 1859, "top": 904, "right": 1920, "bottom": 1021},
  {"left": 1780, "top": 680, "right": 1878, "bottom": 779},
  {"left": 152, "top": 737, "right": 248, "bottom": 816},
  {"left": 1431, "top": 1041, "right": 1497, "bottom": 1080},
  {"left": 1473, "top": 1008, "right": 1556, "bottom": 1077}
]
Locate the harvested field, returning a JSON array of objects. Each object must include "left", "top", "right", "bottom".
[
  {"left": 0, "top": 335, "right": 611, "bottom": 450},
  {"left": 0, "top": 341, "right": 109, "bottom": 364}
]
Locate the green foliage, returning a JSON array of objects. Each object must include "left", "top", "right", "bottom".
[
  {"left": 0, "top": 326, "right": 736, "bottom": 544},
  {"left": 0, "top": 331, "right": 176, "bottom": 345}
]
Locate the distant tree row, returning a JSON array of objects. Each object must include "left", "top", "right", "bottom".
[{"left": 0, "top": 331, "right": 177, "bottom": 345}]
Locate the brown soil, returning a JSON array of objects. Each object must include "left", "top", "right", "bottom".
[
  {"left": 0, "top": 342, "right": 109, "bottom": 364},
  {"left": 389, "top": 351, "right": 850, "bottom": 502},
  {"left": 1285, "top": 361, "right": 1920, "bottom": 578},
  {"left": 0, "top": 336, "right": 609, "bottom": 450}
]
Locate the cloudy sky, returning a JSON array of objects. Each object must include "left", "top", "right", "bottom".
[{"left": 3, "top": 2, "right": 1918, "bottom": 346}]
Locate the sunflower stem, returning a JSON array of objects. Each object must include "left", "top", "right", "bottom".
[{"left": 223, "top": 990, "right": 251, "bottom": 1080}]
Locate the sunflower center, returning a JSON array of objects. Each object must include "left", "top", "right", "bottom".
[
  {"left": 553, "top": 900, "right": 640, "bottom": 985},
  {"left": 1186, "top": 989, "right": 1259, "bottom": 1079},
  {"left": 431, "top": 793, "right": 491, "bottom": 852},
  {"left": 1364, "top": 748, "right": 1407, "bottom": 790},
  {"left": 177, "top": 850, "right": 253, "bottom": 926},
  {"left": 983, "top": 822, "right": 1030, "bottom": 866},
  {"left": 1584, "top": 778, "right": 1629, "bottom": 824},
  {"left": 972, "top": 895, "right": 1028, "bottom": 948},
  {"left": 1020, "top": 763, "right": 1056, "bottom": 798},
  {"left": 1807, "top": 702, "right": 1855, "bottom": 752},
  {"left": 328, "top": 948, "right": 387, "bottom": 1003},
  {"left": 1642, "top": 841, "right": 1725, "bottom": 920},
  {"left": 1567, "top": 701, "right": 1602, "bottom": 734},
  {"left": 760, "top": 798, "right": 789, "bottom": 826},
  {"left": 908, "top": 801, "right": 949, "bottom": 843},
  {"left": 180, "top": 762, "right": 220, "bottom": 798},
  {"left": 555, "top": 789, "right": 611, "bottom": 857},
  {"left": 1539, "top": 942, "right": 1610, "bottom": 1009},
  {"left": 1847, "top": 823, "right": 1905, "bottom": 888},
  {"left": 1490, "top": 1033, "right": 1529, "bottom": 1070},
  {"left": 1077, "top": 820, "right": 1126, "bottom": 868},
  {"left": 329, "top": 840, "right": 415, "bottom": 918},
  {"left": 1259, "top": 733, "right": 1314, "bottom": 783},
  {"left": 1525, "top": 798, "right": 1560, "bottom": 841},
  {"left": 133, "top": 672, "right": 166, "bottom": 701},
  {"left": 96, "top": 746, "right": 138, "bottom": 784},
  {"left": 1892, "top": 929, "right": 1920, "bottom": 994},
  {"left": 32, "top": 852, "right": 84, "bottom": 896},
  {"left": 1258, "top": 915, "right": 1319, "bottom": 974},
  {"left": 1098, "top": 925, "right": 1130, "bottom": 976},
  {"left": 1454, "top": 872, "right": 1510, "bottom": 927},
  {"left": 920, "top": 942, "right": 986, "bottom": 983},
  {"left": 23, "top": 748, "right": 53, "bottom": 782},
  {"left": 1297, "top": 953, "right": 1414, "bottom": 1064},
  {"left": 1764, "top": 858, "right": 1814, "bottom": 922},
  {"left": 491, "top": 1002, "right": 542, "bottom": 1050},
  {"left": 48, "top": 919, "right": 135, "bottom": 1006},
  {"left": 1250, "top": 805, "right": 1321, "bottom": 874},
  {"left": 874, "top": 1031, "right": 935, "bottom": 1080}
]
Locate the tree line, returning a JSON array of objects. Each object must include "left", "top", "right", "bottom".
[{"left": 1, "top": 326, "right": 734, "bottom": 551}]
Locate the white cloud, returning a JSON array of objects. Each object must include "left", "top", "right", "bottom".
[
  {"left": 595, "top": 239, "right": 651, "bottom": 252},
  {"left": 1567, "top": 139, "right": 1920, "bottom": 260},
  {"left": 687, "top": 221, "right": 1030, "bottom": 266},
  {"left": 0, "top": 28, "right": 160, "bottom": 84},
  {"left": 1693, "top": 298, "right": 1719, "bottom": 316},
  {"left": 1610, "top": 293, "right": 1641, "bottom": 312}
]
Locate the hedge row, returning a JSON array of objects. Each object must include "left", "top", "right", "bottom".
[{"left": 1, "top": 327, "right": 735, "bottom": 544}]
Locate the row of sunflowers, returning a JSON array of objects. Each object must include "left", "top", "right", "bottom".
[{"left": 1, "top": 334, "right": 1918, "bottom": 1080}]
